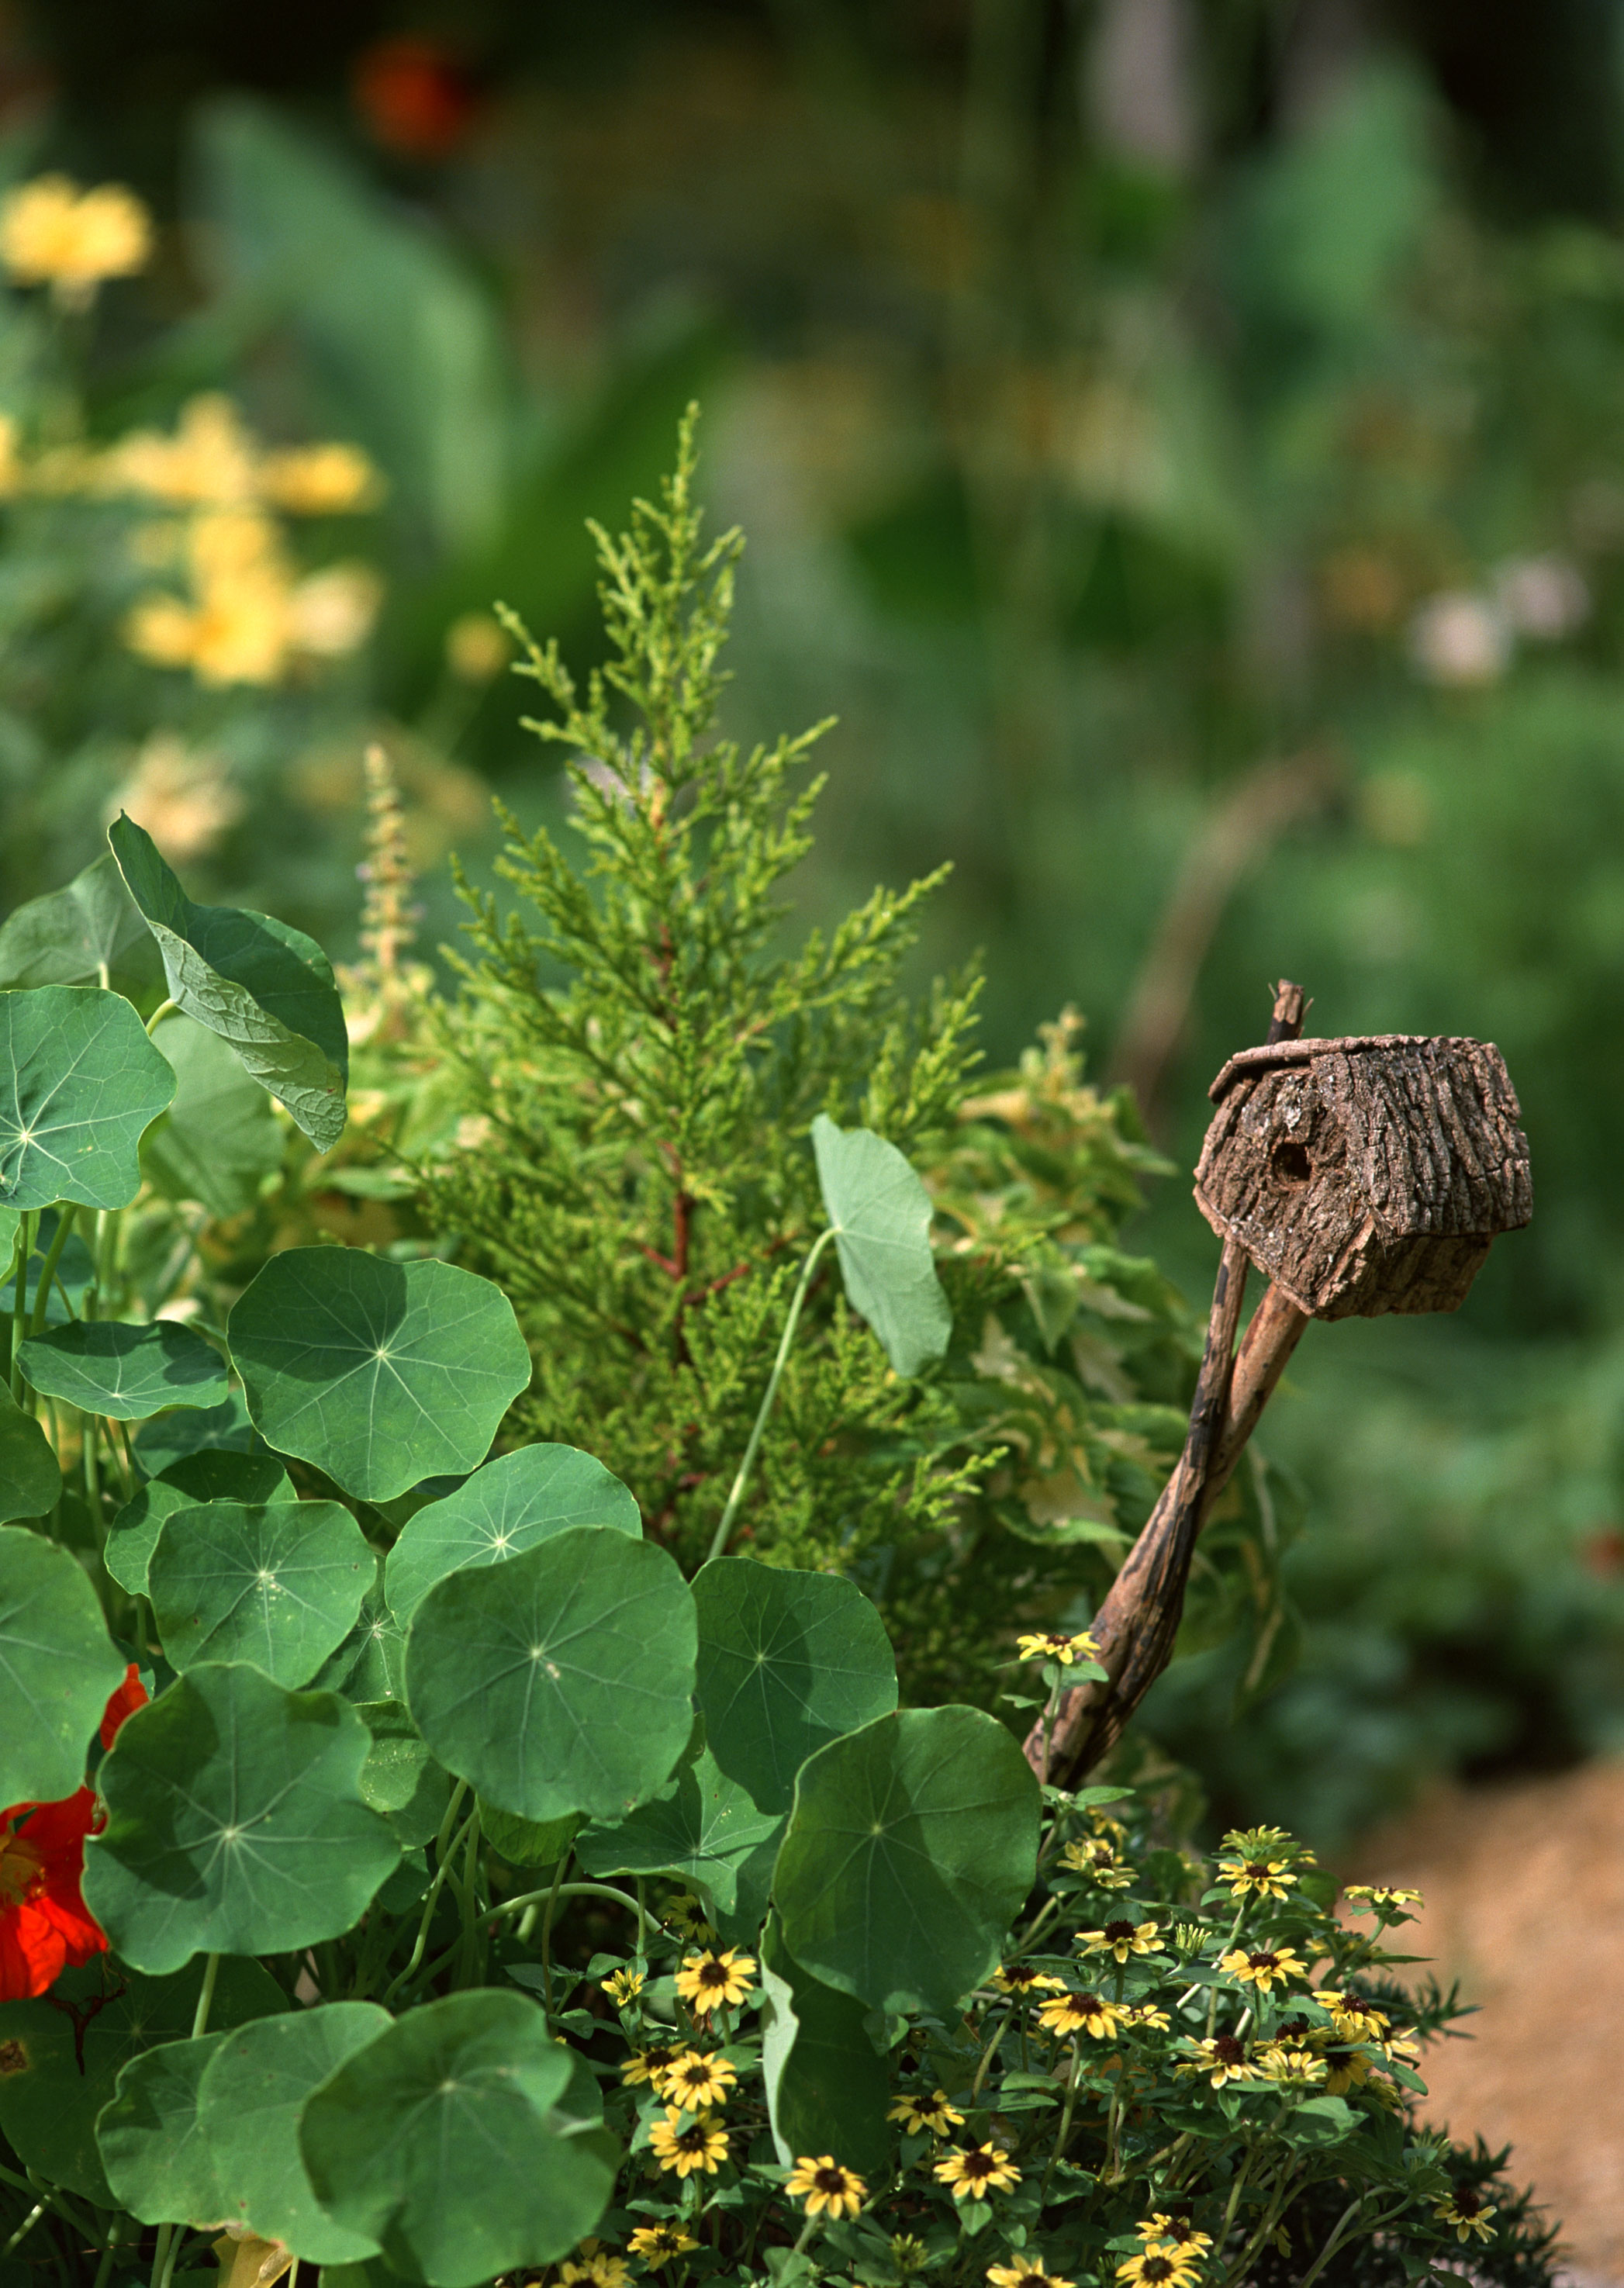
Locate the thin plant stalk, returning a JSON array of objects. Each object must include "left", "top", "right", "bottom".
[{"left": 707, "top": 1225, "right": 836, "bottom": 1564}]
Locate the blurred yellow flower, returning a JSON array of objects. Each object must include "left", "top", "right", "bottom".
[
  {"left": 105, "top": 734, "right": 243, "bottom": 864},
  {"left": 446, "top": 609, "right": 511, "bottom": 681},
  {"left": 97, "top": 395, "right": 379, "bottom": 515},
  {"left": 0, "top": 175, "right": 151, "bottom": 308},
  {"left": 126, "top": 510, "right": 379, "bottom": 686}
]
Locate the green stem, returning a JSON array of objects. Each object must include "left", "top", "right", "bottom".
[
  {"left": 145, "top": 998, "right": 179, "bottom": 1038},
  {"left": 148, "top": 2224, "right": 174, "bottom": 2288},
  {"left": 0, "top": 1224, "right": 19, "bottom": 1385},
  {"left": 1039, "top": 2037, "right": 1085, "bottom": 2204},
  {"left": 1291, "top": 2195, "right": 1367, "bottom": 2288},
  {"left": 382, "top": 1806, "right": 479, "bottom": 2006},
  {"left": 11, "top": 1210, "right": 33, "bottom": 1401},
  {"left": 969, "top": 2005, "right": 1011, "bottom": 2103},
  {"left": 457, "top": 1806, "right": 483, "bottom": 1987},
  {"left": 2, "top": 2200, "right": 45, "bottom": 2259},
  {"left": 490, "top": 1880, "right": 665, "bottom": 1948},
  {"left": 89, "top": 2217, "right": 127, "bottom": 2288},
  {"left": 27, "top": 1208, "right": 74, "bottom": 1338},
  {"left": 192, "top": 1953, "right": 222, "bottom": 2039},
  {"left": 537, "top": 1854, "right": 571, "bottom": 2019},
  {"left": 706, "top": 1227, "right": 837, "bottom": 1564}
]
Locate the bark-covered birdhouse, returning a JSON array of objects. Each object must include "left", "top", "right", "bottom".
[{"left": 1193, "top": 1034, "right": 1532, "bottom": 1319}]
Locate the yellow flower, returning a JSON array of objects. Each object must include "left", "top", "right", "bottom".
[
  {"left": 785, "top": 2155, "right": 866, "bottom": 2219},
  {"left": 1135, "top": 2217, "right": 1213, "bottom": 2257},
  {"left": 559, "top": 2248, "right": 629, "bottom": 2288},
  {"left": 445, "top": 610, "right": 511, "bottom": 681},
  {"left": 1257, "top": 2044, "right": 1327, "bottom": 2086},
  {"left": 621, "top": 2045, "right": 677, "bottom": 2088},
  {"left": 627, "top": 2223, "right": 698, "bottom": 2267},
  {"left": 659, "top": 2050, "right": 737, "bottom": 2109},
  {"left": 1059, "top": 1837, "right": 1135, "bottom": 1890},
  {"left": 888, "top": 2089, "right": 966, "bottom": 2135},
  {"left": 1321, "top": 2044, "right": 1371, "bottom": 2096},
  {"left": 601, "top": 1967, "right": 644, "bottom": 2007},
  {"left": 1079, "top": 1918, "right": 1162, "bottom": 1965},
  {"left": 1173, "top": 2035, "right": 1257, "bottom": 2089},
  {"left": 260, "top": 441, "right": 379, "bottom": 514},
  {"left": 647, "top": 2107, "right": 728, "bottom": 2179},
  {"left": 1217, "top": 1945, "right": 1306, "bottom": 1994},
  {"left": 1215, "top": 1855, "right": 1296, "bottom": 1900},
  {"left": 1384, "top": 2027, "right": 1421, "bottom": 2064},
  {"left": 1343, "top": 1884, "right": 1424, "bottom": 1915},
  {"left": 1123, "top": 2004, "right": 1171, "bottom": 2031},
  {"left": 986, "top": 2259, "right": 1074, "bottom": 2288},
  {"left": 1434, "top": 2193, "right": 1496, "bottom": 2245},
  {"left": 0, "top": 175, "right": 151, "bottom": 307},
  {"left": 106, "top": 733, "right": 244, "bottom": 866},
  {"left": 1036, "top": 1989, "right": 1124, "bottom": 2040},
  {"left": 992, "top": 1964, "right": 1068, "bottom": 1997},
  {"left": 934, "top": 2144, "right": 1021, "bottom": 2200},
  {"left": 1311, "top": 1990, "right": 1390, "bottom": 2044},
  {"left": 1016, "top": 1629, "right": 1100, "bottom": 1665},
  {"left": 674, "top": 1947, "right": 755, "bottom": 2016},
  {"left": 1115, "top": 2255, "right": 1201, "bottom": 2288},
  {"left": 665, "top": 1893, "right": 717, "bottom": 1944}
]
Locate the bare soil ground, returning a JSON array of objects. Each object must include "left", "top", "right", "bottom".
[{"left": 1353, "top": 1758, "right": 1624, "bottom": 2284}]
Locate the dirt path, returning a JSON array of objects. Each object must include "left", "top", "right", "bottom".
[{"left": 1353, "top": 1758, "right": 1624, "bottom": 2284}]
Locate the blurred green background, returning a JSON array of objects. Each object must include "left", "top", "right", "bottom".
[{"left": 8, "top": 0, "right": 1624, "bottom": 1851}]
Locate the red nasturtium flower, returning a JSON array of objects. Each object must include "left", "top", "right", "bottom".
[{"left": 0, "top": 1663, "right": 148, "bottom": 2001}]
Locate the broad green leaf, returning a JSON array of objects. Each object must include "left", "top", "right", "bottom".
[
  {"left": 0, "top": 852, "right": 153, "bottom": 988},
  {"left": 148, "top": 1501, "right": 372, "bottom": 1685},
  {"left": 135, "top": 1392, "right": 263, "bottom": 1474},
  {"left": 83, "top": 1661, "right": 400, "bottom": 1972},
  {"left": 109, "top": 813, "right": 349, "bottom": 1152},
  {"left": 0, "top": 1524, "right": 124, "bottom": 1802},
  {"left": 0, "top": 1379, "right": 61, "bottom": 1522},
  {"left": 97, "top": 2034, "right": 230, "bottom": 2225},
  {"left": 144, "top": 1013, "right": 285, "bottom": 1219},
  {"left": 198, "top": 2003, "right": 391, "bottom": 2259},
  {"left": 106, "top": 1451, "right": 295, "bottom": 1595},
  {"left": 0, "top": 1954, "right": 287, "bottom": 2204},
  {"left": 18, "top": 1320, "right": 230, "bottom": 1421},
  {"left": 355, "top": 1699, "right": 452, "bottom": 1847},
  {"left": 759, "top": 1912, "right": 890, "bottom": 2175},
  {"left": 385, "top": 1443, "right": 639, "bottom": 1623},
  {"left": 810, "top": 1115, "right": 951, "bottom": 1377},
  {"left": 774, "top": 1706, "right": 1040, "bottom": 2018},
  {"left": 310, "top": 1563, "right": 405, "bottom": 1700},
  {"left": 299, "top": 1989, "right": 615, "bottom": 2287},
  {"left": 406, "top": 1526, "right": 696, "bottom": 1823},
  {"left": 227, "top": 1249, "right": 531, "bottom": 1502},
  {"left": 692, "top": 1558, "right": 897, "bottom": 1816},
  {"left": 0, "top": 986, "right": 175, "bottom": 1211},
  {"left": 477, "top": 1799, "right": 579, "bottom": 1870},
  {"left": 577, "top": 1744, "right": 782, "bottom": 1922}
]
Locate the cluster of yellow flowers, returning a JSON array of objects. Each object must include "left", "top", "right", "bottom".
[{"left": 0, "top": 173, "right": 150, "bottom": 309}]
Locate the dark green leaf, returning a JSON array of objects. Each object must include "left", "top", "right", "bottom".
[
  {"left": 227, "top": 1249, "right": 531, "bottom": 1502},
  {"left": 105, "top": 1453, "right": 294, "bottom": 1596},
  {"left": 0, "top": 1210, "right": 95, "bottom": 1324},
  {"left": 385, "top": 1443, "right": 640, "bottom": 1623},
  {"left": 0, "top": 1380, "right": 61, "bottom": 1522},
  {"left": 97, "top": 2034, "right": 230, "bottom": 2225},
  {"left": 298, "top": 1989, "right": 616, "bottom": 2286},
  {"left": 134, "top": 1393, "right": 264, "bottom": 1474},
  {"left": 148, "top": 1500, "right": 373, "bottom": 1685},
  {"left": 0, "top": 1524, "right": 125, "bottom": 1802},
  {"left": 18, "top": 1320, "right": 229, "bottom": 1421},
  {"left": 0, "top": 852, "right": 153, "bottom": 989},
  {"left": 810, "top": 1116, "right": 951, "bottom": 1377},
  {"left": 692, "top": 1558, "right": 898, "bottom": 1816},
  {"left": 773, "top": 1707, "right": 1040, "bottom": 2017},
  {"left": 109, "top": 814, "right": 349, "bottom": 1151},
  {"left": 83, "top": 1661, "right": 400, "bottom": 1972},
  {"left": 310, "top": 1564, "right": 406, "bottom": 1700},
  {"left": 759, "top": 1912, "right": 891, "bottom": 2175},
  {"left": 406, "top": 1526, "right": 696, "bottom": 1823},
  {"left": 355, "top": 1699, "right": 452, "bottom": 1847},
  {"left": 0, "top": 986, "right": 175, "bottom": 1211},
  {"left": 577, "top": 1744, "right": 782, "bottom": 1919},
  {"left": 477, "top": 1800, "right": 579, "bottom": 1870},
  {"left": 143, "top": 1013, "right": 285, "bottom": 1218}
]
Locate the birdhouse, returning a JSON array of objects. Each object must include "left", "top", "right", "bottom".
[{"left": 1193, "top": 1034, "right": 1532, "bottom": 1319}]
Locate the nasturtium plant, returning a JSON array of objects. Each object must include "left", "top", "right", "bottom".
[
  {"left": 384, "top": 1441, "right": 639, "bottom": 1623},
  {"left": 0, "top": 850, "right": 151, "bottom": 991},
  {"left": 146, "top": 1499, "right": 372, "bottom": 1683},
  {"left": 0, "top": 984, "right": 174, "bottom": 1210},
  {"left": 811, "top": 1112, "right": 953, "bottom": 1377},
  {"left": 17, "top": 1319, "right": 230, "bottom": 1419},
  {"left": 143, "top": 1011, "right": 285, "bottom": 1220},
  {"left": 0, "top": 1378, "right": 61, "bottom": 1521},
  {"left": 97, "top": 2031, "right": 234, "bottom": 2227},
  {"left": 0, "top": 1524, "right": 126, "bottom": 1802},
  {"left": 104, "top": 1451, "right": 295, "bottom": 1596}
]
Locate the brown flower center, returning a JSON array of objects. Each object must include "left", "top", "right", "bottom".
[
  {"left": 1214, "top": 2035, "right": 1246, "bottom": 2065},
  {"left": 814, "top": 2167, "right": 848, "bottom": 2194},
  {"left": 1453, "top": 2189, "right": 1481, "bottom": 2217},
  {"left": 1075, "top": 1992, "right": 1105, "bottom": 2014},
  {"left": 676, "top": 2124, "right": 712, "bottom": 2152},
  {"left": 1104, "top": 1919, "right": 1136, "bottom": 1943},
  {"left": 1162, "top": 2220, "right": 1195, "bottom": 2244},
  {"left": 1142, "top": 2262, "right": 1178, "bottom": 2284},
  {"left": 962, "top": 2151, "right": 995, "bottom": 2182},
  {"left": 1248, "top": 1951, "right": 1279, "bottom": 1972},
  {"left": 696, "top": 1961, "right": 727, "bottom": 1988},
  {"left": 1245, "top": 1860, "right": 1270, "bottom": 1878}
]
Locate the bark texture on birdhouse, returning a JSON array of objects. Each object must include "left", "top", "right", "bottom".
[{"left": 1194, "top": 1035, "right": 1532, "bottom": 1319}]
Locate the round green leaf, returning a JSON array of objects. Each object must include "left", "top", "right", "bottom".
[
  {"left": 406, "top": 1526, "right": 696, "bottom": 1823},
  {"left": 355, "top": 1699, "right": 452, "bottom": 1846},
  {"left": 309, "top": 1564, "right": 406, "bottom": 1700},
  {"left": 97, "top": 2033, "right": 231, "bottom": 2226},
  {"left": 810, "top": 1115, "right": 951, "bottom": 1377},
  {"left": 135, "top": 1392, "right": 264, "bottom": 1475},
  {"left": 0, "top": 1380, "right": 62, "bottom": 1522},
  {"left": 144, "top": 1014, "right": 285, "bottom": 1219},
  {"left": 198, "top": 2002, "right": 392, "bottom": 2259},
  {"left": 106, "top": 1453, "right": 295, "bottom": 1596},
  {"left": 18, "top": 1320, "right": 230, "bottom": 1421},
  {"left": 227, "top": 1249, "right": 532, "bottom": 1501},
  {"left": 773, "top": 1706, "right": 1040, "bottom": 2018},
  {"left": 0, "top": 985, "right": 175, "bottom": 1211},
  {"left": 0, "top": 852, "right": 154, "bottom": 990},
  {"left": 577, "top": 1744, "right": 782, "bottom": 1922},
  {"left": 109, "top": 814, "right": 349, "bottom": 1152},
  {"left": 692, "top": 1557, "right": 898, "bottom": 1816},
  {"left": 299, "top": 1989, "right": 615, "bottom": 2287},
  {"left": 149, "top": 1500, "right": 373, "bottom": 1685},
  {"left": 83, "top": 1661, "right": 400, "bottom": 1972},
  {"left": 0, "top": 1523, "right": 125, "bottom": 1802},
  {"left": 385, "top": 1444, "right": 639, "bottom": 1623}
]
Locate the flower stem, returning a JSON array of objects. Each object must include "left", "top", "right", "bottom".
[
  {"left": 10, "top": 1210, "right": 33, "bottom": 1401},
  {"left": 707, "top": 1226, "right": 836, "bottom": 1564},
  {"left": 144, "top": 998, "right": 178, "bottom": 1038},
  {"left": 27, "top": 1207, "right": 74, "bottom": 1339},
  {"left": 192, "top": 1952, "right": 222, "bottom": 2039}
]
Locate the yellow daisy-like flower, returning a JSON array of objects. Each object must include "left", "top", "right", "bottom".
[
  {"left": 601, "top": 1967, "right": 644, "bottom": 2007},
  {"left": 1384, "top": 2027, "right": 1422, "bottom": 2064},
  {"left": 626, "top": 2223, "right": 699, "bottom": 2268},
  {"left": 1217, "top": 1945, "right": 1306, "bottom": 1994},
  {"left": 1016, "top": 1630, "right": 1100, "bottom": 1665},
  {"left": 1311, "top": 1989, "right": 1389, "bottom": 2044},
  {"left": 934, "top": 2144, "right": 1021, "bottom": 2200},
  {"left": 1173, "top": 2035, "right": 1257, "bottom": 2089},
  {"left": 888, "top": 2089, "right": 966, "bottom": 2135},
  {"left": 1059, "top": 1837, "right": 1135, "bottom": 1890},
  {"left": 992, "top": 1963, "right": 1069, "bottom": 1998},
  {"left": 986, "top": 2259, "right": 1075, "bottom": 2288},
  {"left": 1321, "top": 2044, "right": 1372, "bottom": 2096},
  {"left": 1215, "top": 1855, "right": 1297, "bottom": 1900},
  {"left": 1343, "top": 1884, "right": 1424, "bottom": 1914},
  {"left": 1135, "top": 2217, "right": 1214, "bottom": 2257},
  {"left": 785, "top": 2155, "right": 866, "bottom": 2219},
  {"left": 674, "top": 1948, "right": 755, "bottom": 2016},
  {"left": 647, "top": 2107, "right": 728, "bottom": 2178},
  {"left": 1123, "top": 2004, "right": 1171, "bottom": 2031},
  {"left": 1434, "top": 2193, "right": 1496, "bottom": 2245},
  {"left": 621, "top": 2046, "right": 677, "bottom": 2089},
  {"left": 665, "top": 1892, "right": 717, "bottom": 1944},
  {"left": 1079, "top": 1918, "right": 1162, "bottom": 1965},
  {"left": 559, "top": 2248, "right": 630, "bottom": 2288},
  {"left": 659, "top": 2050, "right": 738, "bottom": 2109},
  {"left": 1257, "top": 2044, "right": 1328, "bottom": 2086},
  {"left": 1036, "top": 1989, "right": 1124, "bottom": 2040},
  {"left": 0, "top": 175, "right": 151, "bottom": 308},
  {"left": 1115, "top": 2254, "right": 1201, "bottom": 2288}
]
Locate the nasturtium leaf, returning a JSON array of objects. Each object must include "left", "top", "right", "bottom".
[
  {"left": 0, "top": 1378, "right": 61, "bottom": 1522},
  {"left": 135, "top": 1391, "right": 263, "bottom": 1474},
  {"left": 0, "top": 851, "right": 153, "bottom": 989},
  {"left": 109, "top": 813, "right": 350, "bottom": 1152},
  {"left": 477, "top": 1799, "right": 579, "bottom": 1870},
  {"left": 0, "top": 1524, "right": 125, "bottom": 1803},
  {"left": 97, "top": 2033, "right": 231, "bottom": 2225},
  {"left": 0, "top": 1954, "right": 287, "bottom": 2205},
  {"left": 692, "top": 1558, "right": 898, "bottom": 1816},
  {"left": 198, "top": 2003, "right": 391, "bottom": 2260},
  {"left": 148, "top": 1500, "right": 372, "bottom": 1685},
  {"left": 0, "top": 985, "right": 176, "bottom": 1211},
  {"left": 227, "top": 1249, "right": 532, "bottom": 1502},
  {"left": 299, "top": 1989, "right": 616, "bottom": 2287},
  {"left": 144, "top": 1013, "right": 285, "bottom": 1219},
  {"left": 310, "top": 1564, "right": 405, "bottom": 1701},
  {"left": 106, "top": 1453, "right": 294, "bottom": 1596},
  {"left": 773, "top": 1706, "right": 1041, "bottom": 2018},
  {"left": 577, "top": 1744, "right": 783, "bottom": 1920},
  {"left": 385, "top": 1443, "right": 640, "bottom": 1623},
  {"left": 355, "top": 1699, "right": 452, "bottom": 1847},
  {"left": 406, "top": 1526, "right": 696, "bottom": 1823},
  {"left": 18, "top": 1319, "right": 230, "bottom": 1421},
  {"left": 810, "top": 1115, "right": 951, "bottom": 1377},
  {"left": 83, "top": 1661, "right": 400, "bottom": 1972},
  {"left": 759, "top": 1912, "right": 891, "bottom": 2175}
]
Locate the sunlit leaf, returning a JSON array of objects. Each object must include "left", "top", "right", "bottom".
[
  {"left": 0, "top": 1523, "right": 125, "bottom": 1802},
  {"left": 105, "top": 1452, "right": 294, "bottom": 1597},
  {"left": 0, "top": 985, "right": 175, "bottom": 1211},
  {"left": 759, "top": 1911, "right": 890, "bottom": 2175},
  {"left": 144, "top": 1012, "right": 285, "bottom": 1219},
  {"left": 148, "top": 1501, "right": 372, "bottom": 1685},
  {"left": 0, "top": 852, "right": 153, "bottom": 989},
  {"left": 810, "top": 1115, "right": 951, "bottom": 1377},
  {"left": 18, "top": 1320, "right": 230, "bottom": 1421},
  {"left": 385, "top": 1443, "right": 639, "bottom": 1623},
  {"left": 354, "top": 1699, "right": 451, "bottom": 1847}
]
